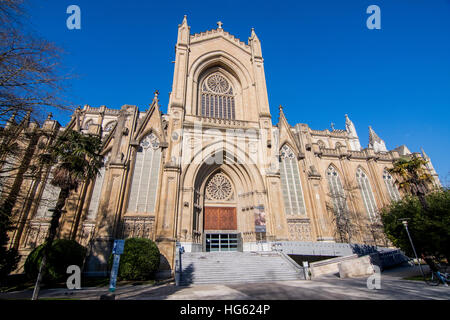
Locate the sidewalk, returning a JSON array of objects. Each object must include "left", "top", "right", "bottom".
[{"left": 0, "top": 264, "right": 447, "bottom": 300}]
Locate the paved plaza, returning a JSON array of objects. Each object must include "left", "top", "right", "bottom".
[{"left": 0, "top": 265, "right": 449, "bottom": 300}]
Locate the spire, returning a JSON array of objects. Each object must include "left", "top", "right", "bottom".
[
  {"left": 368, "top": 126, "right": 387, "bottom": 152},
  {"left": 22, "top": 111, "right": 31, "bottom": 127},
  {"left": 421, "top": 147, "right": 429, "bottom": 159},
  {"left": 5, "top": 112, "right": 17, "bottom": 128},
  {"left": 345, "top": 114, "right": 356, "bottom": 136},
  {"left": 249, "top": 27, "right": 262, "bottom": 58},
  {"left": 8, "top": 112, "right": 17, "bottom": 123},
  {"left": 181, "top": 15, "right": 187, "bottom": 27},
  {"left": 177, "top": 15, "right": 190, "bottom": 46},
  {"left": 152, "top": 90, "right": 160, "bottom": 107},
  {"left": 420, "top": 147, "right": 441, "bottom": 187},
  {"left": 344, "top": 114, "right": 361, "bottom": 151},
  {"left": 368, "top": 126, "right": 381, "bottom": 144}
]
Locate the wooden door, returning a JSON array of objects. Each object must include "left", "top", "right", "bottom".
[{"left": 204, "top": 207, "right": 237, "bottom": 230}]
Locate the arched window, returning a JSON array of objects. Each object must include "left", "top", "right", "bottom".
[
  {"left": 103, "top": 121, "right": 116, "bottom": 133},
  {"left": 35, "top": 169, "right": 60, "bottom": 218},
  {"left": 127, "top": 133, "right": 161, "bottom": 213},
  {"left": 317, "top": 140, "right": 325, "bottom": 149},
  {"left": 84, "top": 119, "right": 93, "bottom": 130},
  {"left": 280, "top": 145, "right": 306, "bottom": 215},
  {"left": 326, "top": 166, "right": 348, "bottom": 216},
  {"left": 200, "top": 73, "right": 235, "bottom": 120},
  {"left": 383, "top": 169, "right": 400, "bottom": 201},
  {"left": 86, "top": 152, "right": 111, "bottom": 220},
  {"left": 356, "top": 167, "right": 378, "bottom": 221}
]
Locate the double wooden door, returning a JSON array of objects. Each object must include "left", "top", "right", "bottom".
[{"left": 204, "top": 206, "right": 237, "bottom": 230}]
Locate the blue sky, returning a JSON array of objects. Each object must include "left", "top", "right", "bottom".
[{"left": 26, "top": 0, "right": 450, "bottom": 184}]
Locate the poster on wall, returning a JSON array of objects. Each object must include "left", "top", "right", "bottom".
[{"left": 254, "top": 205, "right": 266, "bottom": 233}]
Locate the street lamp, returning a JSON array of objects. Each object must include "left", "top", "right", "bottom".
[{"left": 399, "top": 218, "right": 425, "bottom": 278}]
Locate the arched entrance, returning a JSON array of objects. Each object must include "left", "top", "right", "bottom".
[
  {"left": 202, "top": 171, "right": 239, "bottom": 251},
  {"left": 183, "top": 147, "right": 269, "bottom": 253}
]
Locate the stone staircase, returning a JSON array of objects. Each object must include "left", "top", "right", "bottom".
[{"left": 178, "top": 251, "right": 305, "bottom": 286}]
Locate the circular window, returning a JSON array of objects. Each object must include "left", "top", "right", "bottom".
[
  {"left": 205, "top": 173, "right": 233, "bottom": 201},
  {"left": 206, "top": 74, "right": 230, "bottom": 93}
]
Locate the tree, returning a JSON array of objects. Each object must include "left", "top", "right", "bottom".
[
  {"left": 0, "top": 0, "right": 71, "bottom": 285},
  {"left": 388, "top": 157, "right": 433, "bottom": 211},
  {"left": 326, "top": 184, "right": 359, "bottom": 244},
  {"left": 31, "top": 129, "right": 103, "bottom": 300},
  {"left": 0, "top": 0, "right": 70, "bottom": 125},
  {"left": 363, "top": 215, "right": 389, "bottom": 247},
  {"left": 381, "top": 189, "right": 450, "bottom": 262}
]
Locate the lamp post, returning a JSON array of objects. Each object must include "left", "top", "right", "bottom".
[{"left": 399, "top": 219, "right": 425, "bottom": 278}]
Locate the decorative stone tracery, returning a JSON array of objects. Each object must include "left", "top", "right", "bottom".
[
  {"left": 201, "top": 72, "right": 235, "bottom": 119},
  {"left": 22, "top": 221, "right": 50, "bottom": 249},
  {"left": 205, "top": 173, "right": 233, "bottom": 201},
  {"left": 122, "top": 216, "right": 155, "bottom": 239},
  {"left": 79, "top": 223, "right": 96, "bottom": 247},
  {"left": 140, "top": 132, "right": 160, "bottom": 150},
  {"left": 287, "top": 219, "right": 312, "bottom": 241}
]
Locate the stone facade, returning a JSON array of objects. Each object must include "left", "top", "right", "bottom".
[{"left": 1, "top": 17, "right": 441, "bottom": 275}]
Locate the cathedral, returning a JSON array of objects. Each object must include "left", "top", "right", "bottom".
[{"left": 2, "top": 17, "right": 441, "bottom": 275}]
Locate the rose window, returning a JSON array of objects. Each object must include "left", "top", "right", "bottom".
[
  {"left": 206, "top": 74, "right": 230, "bottom": 93},
  {"left": 205, "top": 173, "right": 233, "bottom": 201}
]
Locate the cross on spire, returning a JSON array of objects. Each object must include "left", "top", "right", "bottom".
[{"left": 217, "top": 21, "right": 223, "bottom": 29}]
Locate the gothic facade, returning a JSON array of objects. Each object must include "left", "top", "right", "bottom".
[{"left": 1, "top": 18, "right": 441, "bottom": 275}]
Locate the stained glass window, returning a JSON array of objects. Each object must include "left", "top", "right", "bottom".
[
  {"left": 205, "top": 173, "right": 233, "bottom": 201},
  {"left": 201, "top": 73, "right": 235, "bottom": 120},
  {"left": 280, "top": 145, "right": 306, "bottom": 215},
  {"left": 326, "top": 166, "right": 348, "bottom": 217},
  {"left": 356, "top": 167, "right": 378, "bottom": 221},
  {"left": 383, "top": 169, "right": 401, "bottom": 201},
  {"left": 127, "top": 133, "right": 161, "bottom": 213}
]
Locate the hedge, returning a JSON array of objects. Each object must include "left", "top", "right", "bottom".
[
  {"left": 24, "top": 239, "right": 87, "bottom": 283},
  {"left": 108, "top": 238, "right": 160, "bottom": 281}
]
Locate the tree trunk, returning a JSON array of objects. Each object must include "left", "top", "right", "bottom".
[
  {"left": 31, "top": 187, "right": 70, "bottom": 300},
  {"left": 411, "top": 178, "right": 429, "bottom": 211}
]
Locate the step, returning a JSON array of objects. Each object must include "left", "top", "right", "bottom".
[
  {"left": 182, "top": 273, "right": 300, "bottom": 278},
  {"left": 179, "top": 278, "right": 301, "bottom": 285},
  {"left": 177, "top": 251, "right": 304, "bottom": 285}
]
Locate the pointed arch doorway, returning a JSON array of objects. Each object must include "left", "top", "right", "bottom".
[{"left": 201, "top": 171, "right": 240, "bottom": 252}]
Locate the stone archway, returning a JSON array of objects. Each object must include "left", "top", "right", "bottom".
[
  {"left": 201, "top": 171, "right": 239, "bottom": 251},
  {"left": 183, "top": 148, "right": 269, "bottom": 252},
  {"left": 203, "top": 172, "right": 236, "bottom": 231}
]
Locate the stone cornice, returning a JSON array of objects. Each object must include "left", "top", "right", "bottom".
[{"left": 190, "top": 28, "right": 251, "bottom": 53}]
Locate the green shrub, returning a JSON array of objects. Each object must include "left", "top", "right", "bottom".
[
  {"left": 108, "top": 238, "right": 160, "bottom": 281},
  {"left": 24, "top": 239, "right": 87, "bottom": 283}
]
